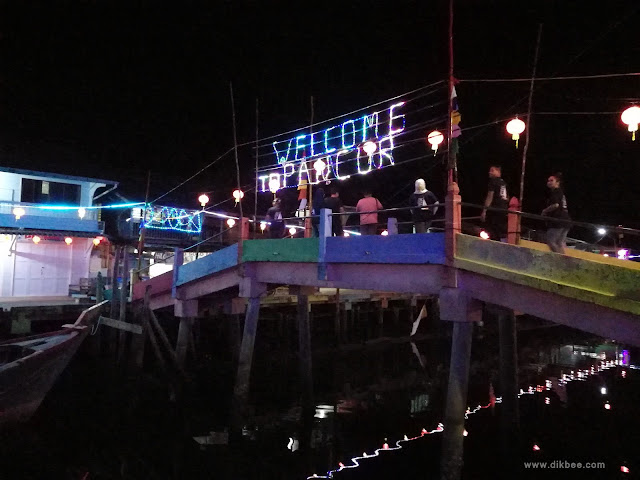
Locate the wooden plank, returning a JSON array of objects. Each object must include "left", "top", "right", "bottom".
[
  {"left": 99, "top": 316, "right": 142, "bottom": 334},
  {"left": 325, "top": 233, "right": 446, "bottom": 264},
  {"left": 241, "top": 238, "right": 319, "bottom": 263},
  {"left": 177, "top": 244, "right": 239, "bottom": 286}
]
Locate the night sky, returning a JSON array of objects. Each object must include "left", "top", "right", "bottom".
[{"left": 1, "top": 1, "right": 639, "bottom": 240}]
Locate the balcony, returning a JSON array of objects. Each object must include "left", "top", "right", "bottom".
[{"left": 0, "top": 201, "right": 104, "bottom": 234}]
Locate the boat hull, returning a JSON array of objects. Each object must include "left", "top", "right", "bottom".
[{"left": 0, "top": 301, "right": 106, "bottom": 426}]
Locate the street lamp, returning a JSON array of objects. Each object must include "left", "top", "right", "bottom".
[
  {"left": 427, "top": 130, "right": 444, "bottom": 154},
  {"left": 621, "top": 106, "right": 640, "bottom": 141},
  {"left": 506, "top": 117, "right": 526, "bottom": 148},
  {"left": 362, "top": 141, "right": 377, "bottom": 155},
  {"left": 313, "top": 159, "right": 326, "bottom": 180},
  {"left": 269, "top": 178, "right": 279, "bottom": 200},
  {"left": 198, "top": 194, "right": 210, "bottom": 208},
  {"left": 232, "top": 189, "right": 244, "bottom": 205},
  {"left": 227, "top": 218, "right": 236, "bottom": 228},
  {"left": 13, "top": 207, "right": 25, "bottom": 220}
]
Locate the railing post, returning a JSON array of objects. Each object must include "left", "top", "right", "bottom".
[
  {"left": 239, "top": 217, "right": 250, "bottom": 240},
  {"left": 445, "top": 182, "right": 461, "bottom": 266},
  {"left": 387, "top": 217, "right": 398, "bottom": 235},
  {"left": 238, "top": 217, "right": 250, "bottom": 262},
  {"left": 318, "top": 208, "right": 331, "bottom": 280},
  {"left": 507, "top": 197, "right": 521, "bottom": 245},
  {"left": 172, "top": 248, "right": 184, "bottom": 299}
]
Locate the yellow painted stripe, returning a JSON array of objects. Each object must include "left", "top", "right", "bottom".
[{"left": 520, "top": 239, "right": 640, "bottom": 271}]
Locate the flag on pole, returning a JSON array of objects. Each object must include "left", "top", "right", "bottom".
[{"left": 449, "top": 86, "right": 461, "bottom": 167}]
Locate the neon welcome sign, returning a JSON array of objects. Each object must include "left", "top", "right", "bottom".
[
  {"left": 143, "top": 205, "right": 202, "bottom": 234},
  {"left": 258, "top": 102, "right": 406, "bottom": 192}
]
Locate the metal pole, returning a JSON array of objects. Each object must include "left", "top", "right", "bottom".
[
  {"left": 446, "top": 0, "right": 455, "bottom": 186},
  {"left": 136, "top": 170, "right": 151, "bottom": 277},
  {"left": 306, "top": 96, "right": 314, "bottom": 238},
  {"left": 441, "top": 321, "right": 473, "bottom": 480},
  {"left": 230, "top": 82, "right": 244, "bottom": 222},
  {"left": 519, "top": 24, "right": 543, "bottom": 208},
  {"left": 254, "top": 98, "right": 259, "bottom": 238}
]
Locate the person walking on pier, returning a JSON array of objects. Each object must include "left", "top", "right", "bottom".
[
  {"left": 542, "top": 172, "right": 570, "bottom": 253},
  {"left": 323, "top": 186, "right": 345, "bottom": 236},
  {"left": 266, "top": 198, "right": 284, "bottom": 239},
  {"left": 481, "top": 165, "right": 509, "bottom": 240},
  {"left": 410, "top": 179, "right": 439, "bottom": 233},
  {"left": 356, "top": 189, "right": 383, "bottom": 235},
  {"left": 311, "top": 187, "right": 325, "bottom": 237}
]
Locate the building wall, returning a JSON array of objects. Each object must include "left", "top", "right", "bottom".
[
  {"left": 0, "top": 170, "right": 106, "bottom": 232},
  {"left": 0, "top": 235, "right": 93, "bottom": 297}
]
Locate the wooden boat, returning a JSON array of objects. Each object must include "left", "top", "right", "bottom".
[{"left": 0, "top": 301, "right": 107, "bottom": 425}]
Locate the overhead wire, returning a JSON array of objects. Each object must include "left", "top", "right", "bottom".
[
  {"left": 458, "top": 72, "right": 640, "bottom": 83},
  {"left": 150, "top": 80, "right": 447, "bottom": 204},
  {"left": 250, "top": 80, "right": 446, "bottom": 148}
]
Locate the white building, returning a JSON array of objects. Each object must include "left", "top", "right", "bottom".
[{"left": 0, "top": 167, "right": 117, "bottom": 298}]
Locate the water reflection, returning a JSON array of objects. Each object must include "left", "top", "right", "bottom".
[{"left": 2, "top": 310, "right": 638, "bottom": 479}]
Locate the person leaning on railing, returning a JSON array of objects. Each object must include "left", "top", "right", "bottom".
[
  {"left": 541, "top": 172, "right": 570, "bottom": 254},
  {"left": 410, "top": 179, "right": 439, "bottom": 233},
  {"left": 356, "top": 189, "right": 383, "bottom": 235}
]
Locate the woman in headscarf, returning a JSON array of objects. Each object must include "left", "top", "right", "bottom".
[{"left": 410, "top": 179, "right": 439, "bottom": 233}]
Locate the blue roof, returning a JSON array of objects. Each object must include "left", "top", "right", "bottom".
[{"left": 0, "top": 166, "right": 118, "bottom": 185}]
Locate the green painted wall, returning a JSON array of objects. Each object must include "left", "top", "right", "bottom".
[{"left": 241, "top": 238, "right": 319, "bottom": 263}]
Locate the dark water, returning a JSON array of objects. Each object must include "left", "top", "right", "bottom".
[{"left": 1, "top": 305, "right": 639, "bottom": 480}]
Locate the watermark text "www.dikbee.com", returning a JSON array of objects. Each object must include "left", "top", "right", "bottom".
[{"left": 524, "top": 460, "right": 605, "bottom": 469}]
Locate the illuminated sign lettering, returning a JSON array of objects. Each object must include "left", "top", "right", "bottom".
[
  {"left": 261, "top": 102, "right": 405, "bottom": 191},
  {"left": 144, "top": 205, "right": 202, "bottom": 233}
]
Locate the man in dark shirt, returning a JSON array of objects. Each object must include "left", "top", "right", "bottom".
[
  {"left": 322, "top": 186, "right": 344, "bottom": 236},
  {"left": 480, "top": 165, "right": 508, "bottom": 240},
  {"left": 266, "top": 198, "right": 284, "bottom": 239},
  {"left": 542, "top": 173, "right": 570, "bottom": 253}
]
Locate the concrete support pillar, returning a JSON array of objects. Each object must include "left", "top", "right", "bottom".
[
  {"left": 229, "top": 313, "right": 242, "bottom": 367},
  {"left": 132, "top": 285, "right": 150, "bottom": 370},
  {"left": 441, "top": 322, "right": 473, "bottom": 480},
  {"left": 498, "top": 308, "right": 519, "bottom": 429},
  {"left": 117, "top": 247, "right": 130, "bottom": 364},
  {"left": 109, "top": 246, "right": 121, "bottom": 320},
  {"left": 342, "top": 303, "right": 350, "bottom": 343},
  {"left": 176, "top": 317, "right": 194, "bottom": 368},
  {"left": 334, "top": 289, "right": 341, "bottom": 345},
  {"left": 174, "top": 299, "right": 198, "bottom": 368},
  {"left": 392, "top": 306, "right": 400, "bottom": 327},
  {"left": 295, "top": 287, "right": 314, "bottom": 408},
  {"left": 439, "top": 287, "right": 481, "bottom": 480},
  {"left": 232, "top": 296, "right": 261, "bottom": 432},
  {"left": 232, "top": 278, "right": 267, "bottom": 437}
]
